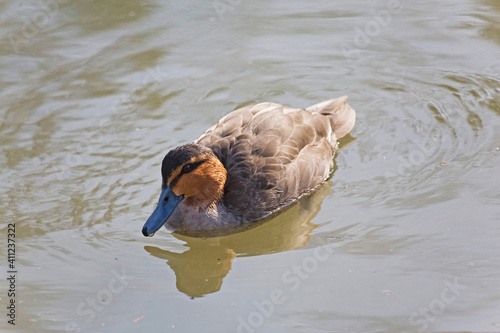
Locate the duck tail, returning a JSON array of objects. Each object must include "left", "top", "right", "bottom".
[{"left": 306, "top": 96, "right": 356, "bottom": 139}]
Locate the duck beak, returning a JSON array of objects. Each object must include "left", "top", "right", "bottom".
[{"left": 142, "top": 186, "right": 184, "bottom": 237}]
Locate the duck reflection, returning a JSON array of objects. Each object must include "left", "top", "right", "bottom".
[{"left": 144, "top": 182, "right": 332, "bottom": 297}]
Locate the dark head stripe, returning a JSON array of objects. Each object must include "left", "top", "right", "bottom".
[
  {"left": 169, "top": 159, "right": 207, "bottom": 188},
  {"left": 161, "top": 143, "right": 212, "bottom": 182}
]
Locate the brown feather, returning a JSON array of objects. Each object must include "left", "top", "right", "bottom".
[{"left": 193, "top": 96, "right": 356, "bottom": 222}]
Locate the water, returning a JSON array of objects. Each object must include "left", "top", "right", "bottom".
[{"left": 1, "top": 0, "right": 500, "bottom": 332}]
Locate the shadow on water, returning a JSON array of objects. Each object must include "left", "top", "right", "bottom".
[{"left": 143, "top": 182, "right": 332, "bottom": 297}]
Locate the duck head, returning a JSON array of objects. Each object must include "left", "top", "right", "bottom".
[{"left": 142, "top": 143, "right": 227, "bottom": 236}]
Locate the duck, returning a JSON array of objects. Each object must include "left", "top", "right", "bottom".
[{"left": 142, "top": 96, "right": 355, "bottom": 236}]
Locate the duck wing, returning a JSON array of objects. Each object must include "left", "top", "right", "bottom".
[{"left": 195, "top": 97, "right": 355, "bottom": 221}]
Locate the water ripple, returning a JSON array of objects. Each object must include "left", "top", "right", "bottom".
[{"left": 334, "top": 70, "right": 500, "bottom": 211}]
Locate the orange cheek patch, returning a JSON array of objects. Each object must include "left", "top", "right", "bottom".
[
  {"left": 176, "top": 165, "right": 212, "bottom": 196},
  {"left": 171, "top": 158, "right": 227, "bottom": 204},
  {"left": 172, "top": 174, "right": 200, "bottom": 197},
  {"left": 167, "top": 154, "right": 210, "bottom": 185}
]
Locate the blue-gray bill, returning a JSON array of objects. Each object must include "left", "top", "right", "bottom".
[{"left": 142, "top": 186, "right": 184, "bottom": 236}]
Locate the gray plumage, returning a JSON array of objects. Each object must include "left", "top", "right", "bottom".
[{"left": 195, "top": 96, "right": 356, "bottom": 222}]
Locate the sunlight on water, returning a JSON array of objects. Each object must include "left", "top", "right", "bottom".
[{"left": 1, "top": 0, "right": 499, "bottom": 332}]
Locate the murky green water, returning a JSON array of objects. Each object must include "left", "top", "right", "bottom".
[{"left": 1, "top": 0, "right": 500, "bottom": 332}]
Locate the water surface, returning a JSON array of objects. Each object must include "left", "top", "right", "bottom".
[{"left": 1, "top": 0, "right": 500, "bottom": 332}]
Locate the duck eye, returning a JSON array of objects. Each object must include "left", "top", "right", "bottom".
[{"left": 182, "top": 163, "right": 194, "bottom": 173}]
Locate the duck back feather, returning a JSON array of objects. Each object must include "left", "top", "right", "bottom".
[{"left": 195, "top": 96, "right": 355, "bottom": 222}]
